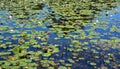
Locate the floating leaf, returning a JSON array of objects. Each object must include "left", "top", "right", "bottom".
[{"left": 58, "top": 66, "right": 67, "bottom": 69}]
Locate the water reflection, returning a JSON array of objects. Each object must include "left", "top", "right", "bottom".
[{"left": 0, "top": 4, "right": 120, "bottom": 69}]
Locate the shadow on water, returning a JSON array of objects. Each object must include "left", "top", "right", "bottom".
[{"left": 0, "top": 3, "right": 120, "bottom": 69}]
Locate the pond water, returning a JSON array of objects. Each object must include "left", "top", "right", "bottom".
[{"left": 0, "top": 4, "right": 120, "bottom": 69}]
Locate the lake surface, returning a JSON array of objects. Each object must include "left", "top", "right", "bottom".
[{"left": 0, "top": 4, "right": 120, "bottom": 69}]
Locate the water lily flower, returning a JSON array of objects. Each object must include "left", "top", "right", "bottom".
[
  {"left": 37, "top": 37, "right": 41, "bottom": 39},
  {"left": 38, "top": 21, "right": 41, "bottom": 24},
  {"left": 10, "top": 29, "right": 14, "bottom": 32},
  {"left": 94, "top": 23, "right": 96, "bottom": 25},
  {"left": 106, "top": 11, "right": 109, "bottom": 14},
  {"left": 8, "top": 15, "right": 12, "bottom": 19}
]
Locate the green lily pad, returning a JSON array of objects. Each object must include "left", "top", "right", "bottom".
[
  {"left": 58, "top": 66, "right": 67, "bottom": 69},
  {"left": 104, "top": 60, "right": 110, "bottom": 64},
  {"left": 90, "top": 62, "right": 97, "bottom": 66}
]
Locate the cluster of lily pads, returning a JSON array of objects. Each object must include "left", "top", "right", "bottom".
[{"left": 0, "top": 0, "right": 120, "bottom": 69}]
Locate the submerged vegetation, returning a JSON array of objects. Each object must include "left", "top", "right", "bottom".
[{"left": 0, "top": 0, "right": 120, "bottom": 69}]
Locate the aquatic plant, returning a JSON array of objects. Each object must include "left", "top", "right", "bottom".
[{"left": 0, "top": 0, "right": 120, "bottom": 69}]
